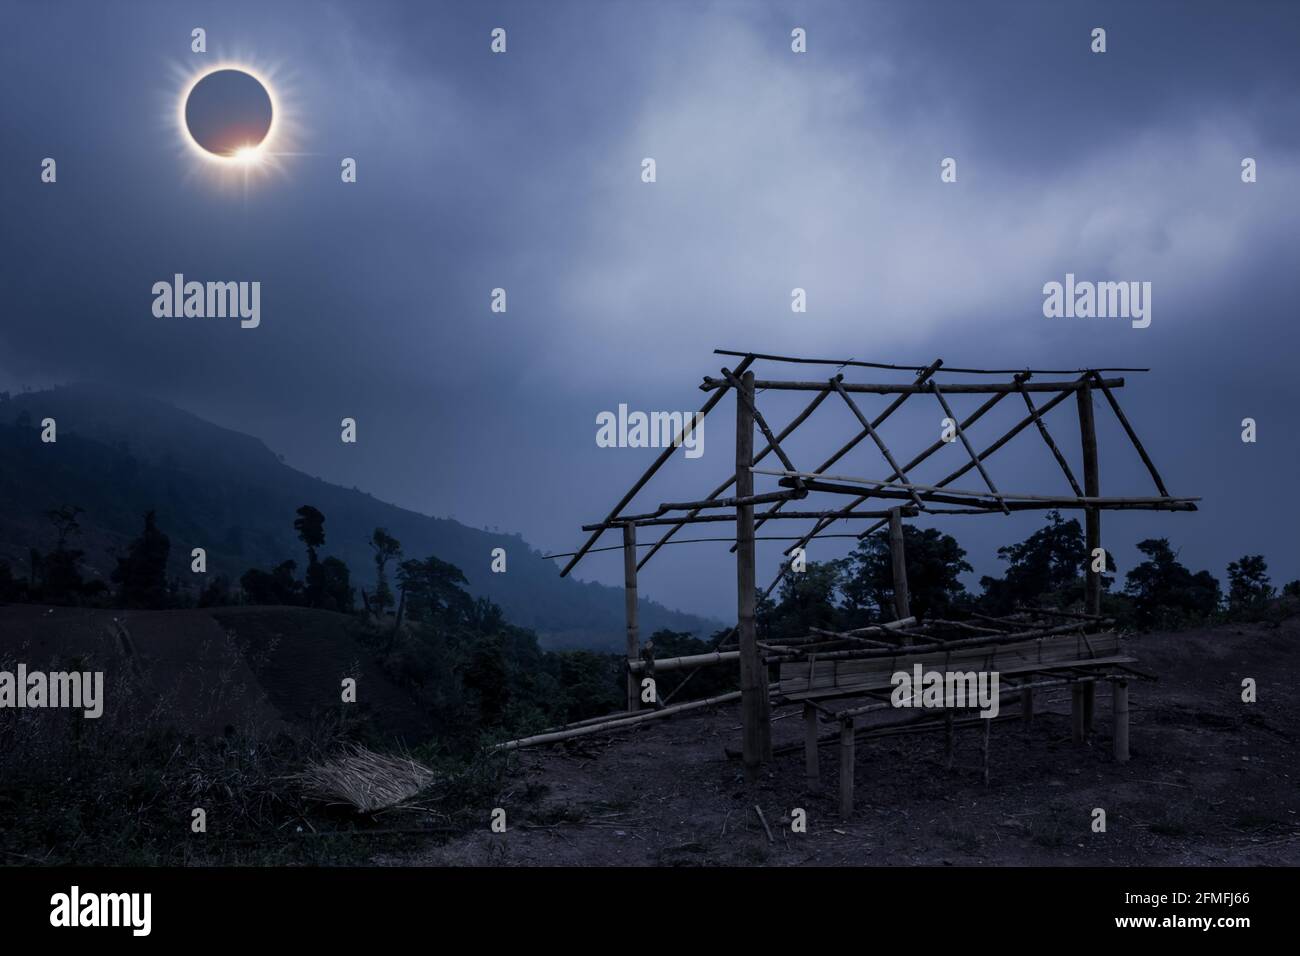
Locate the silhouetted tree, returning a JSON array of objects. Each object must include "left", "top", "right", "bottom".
[
  {"left": 978, "top": 511, "right": 1090, "bottom": 613},
  {"left": 317, "top": 556, "right": 355, "bottom": 613},
  {"left": 240, "top": 559, "right": 302, "bottom": 605},
  {"left": 842, "top": 526, "right": 971, "bottom": 622},
  {"left": 1123, "top": 538, "right": 1220, "bottom": 628},
  {"left": 369, "top": 528, "right": 402, "bottom": 615},
  {"left": 41, "top": 505, "right": 87, "bottom": 604},
  {"left": 112, "top": 510, "right": 171, "bottom": 608},
  {"left": 396, "top": 555, "right": 472, "bottom": 624},
  {"left": 1227, "top": 554, "right": 1273, "bottom": 610}
]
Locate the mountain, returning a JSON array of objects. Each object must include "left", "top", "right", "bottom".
[{"left": 0, "top": 384, "right": 721, "bottom": 649}]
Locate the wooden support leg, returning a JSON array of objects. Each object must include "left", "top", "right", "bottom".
[
  {"left": 1021, "top": 688, "right": 1034, "bottom": 728},
  {"left": 804, "top": 702, "right": 821, "bottom": 792},
  {"left": 1113, "top": 680, "right": 1130, "bottom": 763},
  {"left": 1083, "top": 683, "right": 1095, "bottom": 735},
  {"left": 838, "top": 719, "right": 855, "bottom": 820},
  {"left": 1071, "top": 684, "right": 1085, "bottom": 745},
  {"left": 982, "top": 717, "right": 991, "bottom": 786}
]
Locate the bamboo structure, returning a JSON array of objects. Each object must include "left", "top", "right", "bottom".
[{"left": 547, "top": 350, "right": 1194, "bottom": 809}]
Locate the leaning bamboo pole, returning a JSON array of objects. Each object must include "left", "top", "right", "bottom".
[
  {"left": 559, "top": 353, "right": 754, "bottom": 577},
  {"left": 496, "top": 683, "right": 780, "bottom": 750}
]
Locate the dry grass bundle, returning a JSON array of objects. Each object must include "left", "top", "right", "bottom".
[{"left": 297, "top": 744, "right": 438, "bottom": 813}]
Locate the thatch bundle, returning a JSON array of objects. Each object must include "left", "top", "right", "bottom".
[{"left": 297, "top": 745, "right": 437, "bottom": 812}]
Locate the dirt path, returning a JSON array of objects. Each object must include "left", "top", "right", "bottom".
[{"left": 376, "top": 619, "right": 1300, "bottom": 866}]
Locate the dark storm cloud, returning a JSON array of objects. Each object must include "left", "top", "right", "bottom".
[{"left": 1, "top": 0, "right": 1297, "bottom": 618}]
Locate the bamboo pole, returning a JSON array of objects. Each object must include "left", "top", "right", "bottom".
[
  {"left": 1091, "top": 371, "right": 1170, "bottom": 497},
  {"left": 560, "top": 353, "right": 754, "bottom": 577},
  {"left": 722, "top": 367, "right": 806, "bottom": 492},
  {"left": 736, "top": 370, "right": 769, "bottom": 777},
  {"left": 627, "top": 650, "right": 740, "bottom": 674},
  {"left": 930, "top": 380, "right": 1009, "bottom": 513},
  {"left": 711, "top": 348, "right": 1148, "bottom": 376},
  {"left": 780, "top": 476, "right": 1195, "bottom": 512},
  {"left": 888, "top": 508, "right": 911, "bottom": 621},
  {"left": 701, "top": 376, "right": 1125, "bottom": 395},
  {"left": 594, "top": 508, "right": 920, "bottom": 529},
  {"left": 839, "top": 719, "right": 856, "bottom": 819},
  {"left": 623, "top": 523, "right": 640, "bottom": 711},
  {"left": 1078, "top": 380, "right": 1101, "bottom": 737},
  {"left": 832, "top": 379, "right": 926, "bottom": 510},
  {"left": 1017, "top": 379, "right": 1084, "bottom": 497},
  {"left": 804, "top": 702, "right": 821, "bottom": 791},
  {"left": 1071, "top": 684, "right": 1086, "bottom": 744},
  {"left": 496, "top": 689, "right": 744, "bottom": 750},
  {"left": 1113, "top": 679, "right": 1130, "bottom": 763}
]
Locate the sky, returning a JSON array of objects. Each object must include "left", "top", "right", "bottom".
[{"left": 1, "top": 0, "right": 1298, "bottom": 620}]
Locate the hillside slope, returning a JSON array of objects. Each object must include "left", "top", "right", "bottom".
[{"left": 0, "top": 385, "right": 720, "bottom": 649}]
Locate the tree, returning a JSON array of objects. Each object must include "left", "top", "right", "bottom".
[
  {"left": 842, "top": 526, "right": 971, "bottom": 622},
  {"left": 396, "top": 556, "right": 472, "bottom": 624},
  {"left": 767, "top": 559, "right": 845, "bottom": 640},
  {"left": 978, "top": 511, "right": 1089, "bottom": 613},
  {"left": 1123, "top": 539, "right": 1220, "bottom": 628},
  {"left": 294, "top": 506, "right": 325, "bottom": 560},
  {"left": 369, "top": 528, "right": 402, "bottom": 615},
  {"left": 1227, "top": 555, "right": 1273, "bottom": 610},
  {"left": 240, "top": 559, "right": 302, "bottom": 605},
  {"left": 41, "top": 505, "right": 88, "bottom": 604},
  {"left": 316, "top": 556, "right": 355, "bottom": 613},
  {"left": 112, "top": 510, "right": 172, "bottom": 608}
]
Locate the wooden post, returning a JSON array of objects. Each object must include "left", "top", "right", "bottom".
[
  {"left": 838, "top": 718, "right": 856, "bottom": 819},
  {"left": 803, "top": 702, "right": 821, "bottom": 792},
  {"left": 1113, "top": 679, "right": 1130, "bottom": 763},
  {"left": 1071, "top": 684, "right": 1085, "bottom": 745},
  {"left": 888, "top": 507, "right": 911, "bottom": 621},
  {"left": 736, "top": 370, "right": 770, "bottom": 777},
  {"left": 1021, "top": 688, "right": 1034, "bottom": 728},
  {"left": 623, "top": 522, "right": 640, "bottom": 712},
  {"left": 982, "top": 717, "right": 991, "bottom": 786},
  {"left": 1077, "top": 382, "right": 1101, "bottom": 738}
]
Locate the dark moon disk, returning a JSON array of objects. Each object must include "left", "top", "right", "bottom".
[{"left": 184, "top": 69, "right": 273, "bottom": 157}]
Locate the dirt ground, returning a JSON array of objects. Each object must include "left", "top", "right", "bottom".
[{"left": 378, "top": 618, "right": 1300, "bottom": 866}]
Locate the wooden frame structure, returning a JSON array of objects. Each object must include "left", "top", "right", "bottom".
[{"left": 551, "top": 349, "right": 1197, "bottom": 795}]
